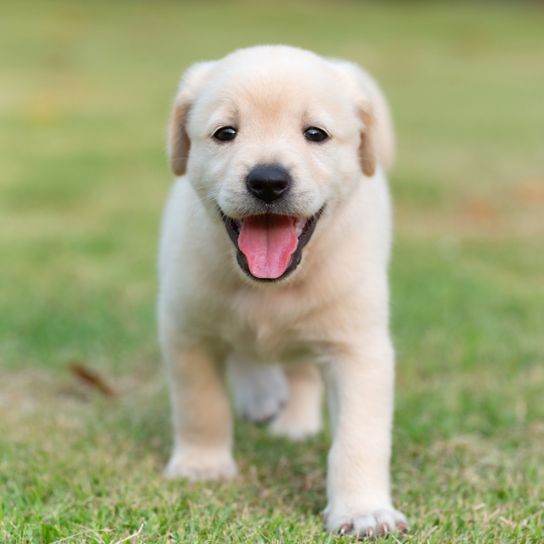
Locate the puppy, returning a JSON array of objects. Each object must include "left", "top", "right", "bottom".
[{"left": 158, "top": 45, "right": 407, "bottom": 538}]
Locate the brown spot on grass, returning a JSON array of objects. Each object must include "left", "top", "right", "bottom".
[
  {"left": 460, "top": 198, "right": 498, "bottom": 224},
  {"left": 517, "top": 180, "right": 544, "bottom": 205}
]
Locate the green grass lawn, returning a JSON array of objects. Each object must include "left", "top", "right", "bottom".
[{"left": 1, "top": 1, "right": 543, "bottom": 542}]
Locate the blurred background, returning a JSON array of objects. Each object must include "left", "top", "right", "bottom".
[{"left": 1, "top": 2, "right": 542, "bottom": 542}]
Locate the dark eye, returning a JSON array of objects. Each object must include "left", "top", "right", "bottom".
[
  {"left": 303, "top": 126, "right": 329, "bottom": 143},
  {"left": 213, "top": 126, "right": 237, "bottom": 142}
]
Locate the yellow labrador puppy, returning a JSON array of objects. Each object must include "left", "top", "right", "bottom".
[{"left": 158, "top": 45, "right": 407, "bottom": 538}]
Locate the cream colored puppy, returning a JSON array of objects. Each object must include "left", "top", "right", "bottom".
[{"left": 158, "top": 45, "right": 407, "bottom": 538}]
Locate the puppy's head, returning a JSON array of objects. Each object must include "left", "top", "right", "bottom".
[{"left": 168, "top": 46, "right": 384, "bottom": 282}]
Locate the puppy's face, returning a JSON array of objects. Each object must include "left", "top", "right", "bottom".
[{"left": 169, "top": 47, "right": 375, "bottom": 282}]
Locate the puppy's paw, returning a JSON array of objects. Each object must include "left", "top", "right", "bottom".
[
  {"left": 228, "top": 361, "right": 288, "bottom": 424},
  {"left": 268, "top": 404, "right": 321, "bottom": 440},
  {"left": 325, "top": 507, "right": 408, "bottom": 539},
  {"left": 164, "top": 448, "right": 237, "bottom": 482}
]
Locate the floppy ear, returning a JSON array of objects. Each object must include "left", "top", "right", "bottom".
[
  {"left": 168, "top": 61, "right": 216, "bottom": 176},
  {"left": 358, "top": 102, "right": 376, "bottom": 177},
  {"left": 329, "top": 59, "right": 395, "bottom": 175}
]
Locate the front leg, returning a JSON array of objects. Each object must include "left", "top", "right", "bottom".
[
  {"left": 324, "top": 331, "right": 407, "bottom": 538},
  {"left": 162, "top": 343, "right": 236, "bottom": 481}
]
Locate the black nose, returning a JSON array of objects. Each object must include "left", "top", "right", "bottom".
[{"left": 246, "top": 164, "right": 291, "bottom": 203}]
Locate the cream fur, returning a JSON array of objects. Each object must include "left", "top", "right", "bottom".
[{"left": 158, "top": 45, "right": 407, "bottom": 537}]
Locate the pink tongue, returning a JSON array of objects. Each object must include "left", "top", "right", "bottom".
[{"left": 238, "top": 215, "right": 298, "bottom": 279}]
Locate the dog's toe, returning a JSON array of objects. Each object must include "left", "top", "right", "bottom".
[
  {"left": 164, "top": 448, "right": 237, "bottom": 482},
  {"left": 326, "top": 508, "right": 408, "bottom": 540}
]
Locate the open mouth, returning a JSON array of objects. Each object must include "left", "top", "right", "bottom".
[{"left": 220, "top": 208, "right": 324, "bottom": 282}]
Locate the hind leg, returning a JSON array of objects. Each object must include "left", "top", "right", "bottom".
[
  {"left": 269, "top": 361, "right": 322, "bottom": 440},
  {"left": 227, "top": 356, "right": 288, "bottom": 424}
]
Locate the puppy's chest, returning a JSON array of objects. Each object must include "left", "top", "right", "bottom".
[{"left": 217, "top": 299, "right": 320, "bottom": 363}]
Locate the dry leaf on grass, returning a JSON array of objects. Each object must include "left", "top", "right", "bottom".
[{"left": 69, "top": 361, "right": 118, "bottom": 398}]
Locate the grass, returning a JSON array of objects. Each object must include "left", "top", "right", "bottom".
[{"left": 1, "top": 1, "right": 543, "bottom": 542}]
